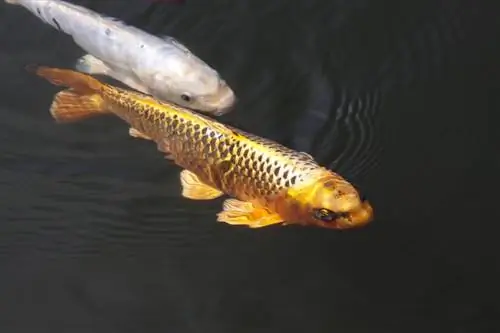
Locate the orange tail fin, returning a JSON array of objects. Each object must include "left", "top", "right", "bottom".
[
  {"left": 26, "top": 65, "right": 109, "bottom": 123},
  {"left": 26, "top": 64, "right": 103, "bottom": 94},
  {"left": 49, "top": 90, "right": 108, "bottom": 123}
]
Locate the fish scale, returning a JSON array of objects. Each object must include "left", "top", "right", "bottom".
[{"left": 101, "top": 85, "right": 322, "bottom": 203}]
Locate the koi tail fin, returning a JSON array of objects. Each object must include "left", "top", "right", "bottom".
[
  {"left": 26, "top": 64, "right": 110, "bottom": 123},
  {"left": 26, "top": 64, "right": 103, "bottom": 93},
  {"left": 49, "top": 90, "right": 108, "bottom": 123}
]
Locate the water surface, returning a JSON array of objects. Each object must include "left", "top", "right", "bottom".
[{"left": 0, "top": 1, "right": 498, "bottom": 332}]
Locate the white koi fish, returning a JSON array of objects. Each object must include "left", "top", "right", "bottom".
[{"left": 5, "top": 0, "right": 236, "bottom": 115}]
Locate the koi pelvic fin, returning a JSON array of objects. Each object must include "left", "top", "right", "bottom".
[
  {"left": 217, "top": 199, "right": 284, "bottom": 228},
  {"left": 180, "top": 170, "right": 224, "bottom": 200}
]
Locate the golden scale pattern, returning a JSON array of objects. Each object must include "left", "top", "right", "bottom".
[{"left": 108, "top": 87, "right": 321, "bottom": 199}]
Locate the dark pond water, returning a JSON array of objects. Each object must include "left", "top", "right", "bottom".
[{"left": 0, "top": 0, "right": 498, "bottom": 332}]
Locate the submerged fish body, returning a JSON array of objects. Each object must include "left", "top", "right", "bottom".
[
  {"left": 29, "top": 65, "right": 374, "bottom": 230},
  {"left": 5, "top": 0, "right": 235, "bottom": 114}
]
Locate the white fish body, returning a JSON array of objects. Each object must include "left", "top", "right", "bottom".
[{"left": 5, "top": 0, "right": 236, "bottom": 115}]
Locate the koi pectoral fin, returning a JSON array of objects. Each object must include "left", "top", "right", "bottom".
[
  {"left": 156, "top": 139, "right": 175, "bottom": 161},
  {"left": 180, "top": 169, "right": 224, "bottom": 200},
  {"left": 129, "top": 127, "right": 152, "bottom": 140},
  {"left": 217, "top": 199, "right": 284, "bottom": 228}
]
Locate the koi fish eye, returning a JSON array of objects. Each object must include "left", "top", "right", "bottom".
[
  {"left": 313, "top": 208, "right": 342, "bottom": 222},
  {"left": 181, "top": 93, "right": 192, "bottom": 102}
]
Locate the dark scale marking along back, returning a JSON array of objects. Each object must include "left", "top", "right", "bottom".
[{"left": 207, "top": 126, "right": 322, "bottom": 199}]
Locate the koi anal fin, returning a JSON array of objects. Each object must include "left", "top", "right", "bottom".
[{"left": 49, "top": 90, "right": 108, "bottom": 123}]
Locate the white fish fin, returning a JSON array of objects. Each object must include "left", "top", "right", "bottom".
[
  {"left": 99, "top": 15, "right": 151, "bottom": 36},
  {"left": 76, "top": 56, "right": 150, "bottom": 96},
  {"left": 102, "top": 16, "right": 124, "bottom": 24},
  {"left": 114, "top": 74, "right": 150, "bottom": 94},
  {"left": 102, "top": 69, "right": 150, "bottom": 94},
  {"left": 160, "top": 36, "right": 192, "bottom": 54},
  {"left": 5, "top": 0, "right": 20, "bottom": 5},
  {"left": 75, "top": 54, "right": 111, "bottom": 75},
  {"left": 75, "top": 55, "right": 150, "bottom": 95}
]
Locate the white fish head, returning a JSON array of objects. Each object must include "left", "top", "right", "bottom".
[{"left": 152, "top": 55, "right": 236, "bottom": 115}]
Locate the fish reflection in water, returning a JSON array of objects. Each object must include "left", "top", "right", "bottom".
[{"left": 290, "top": 68, "right": 383, "bottom": 186}]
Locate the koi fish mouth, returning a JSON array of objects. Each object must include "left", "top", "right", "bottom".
[
  {"left": 200, "top": 82, "right": 236, "bottom": 116},
  {"left": 336, "top": 200, "right": 374, "bottom": 229},
  {"left": 212, "top": 106, "right": 234, "bottom": 116}
]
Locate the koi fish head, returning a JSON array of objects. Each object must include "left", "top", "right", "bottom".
[
  {"left": 153, "top": 44, "right": 236, "bottom": 115},
  {"left": 152, "top": 70, "right": 236, "bottom": 115},
  {"left": 191, "top": 79, "right": 236, "bottom": 116},
  {"left": 283, "top": 169, "right": 374, "bottom": 229}
]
